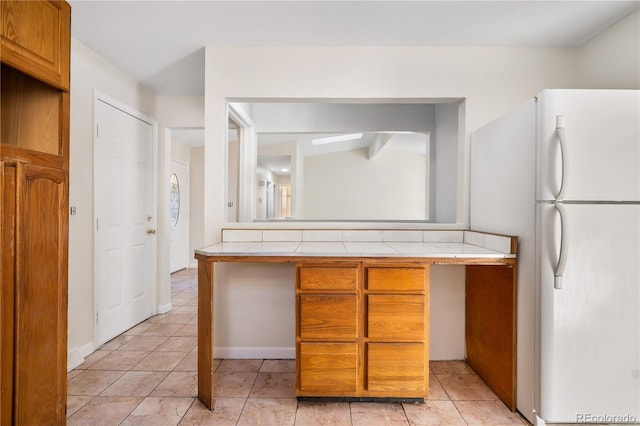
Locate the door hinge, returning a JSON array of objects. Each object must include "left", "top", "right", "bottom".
[
  {"left": 96, "top": 218, "right": 99, "bottom": 231},
  {"left": 96, "top": 124, "right": 99, "bottom": 138},
  {"left": 96, "top": 312, "right": 99, "bottom": 323}
]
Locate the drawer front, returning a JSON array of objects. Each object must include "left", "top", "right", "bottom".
[
  {"left": 367, "top": 343, "right": 426, "bottom": 394},
  {"left": 300, "top": 343, "right": 357, "bottom": 394},
  {"left": 299, "top": 267, "right": 358, "bottom": 291},
  {"left": 368, "top": 295, "right": 425, "bottom": 341},
  {"left": 300, "top": 295, "right": 357, "bottom": 340},
  {"left": 367, "top": 267, "right": 425, "bottom": 292}
]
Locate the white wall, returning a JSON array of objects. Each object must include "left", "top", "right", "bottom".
[
  {"left": 203, "top": 45, "right": 578, "bottom": 359},
  {"left": 68, "top": 39, "right": 158, "bottom": 368},
  {"left": 578, "top": 10, "right": 640, "bottom": 90},
  {"left": 190, "top": 147, "right": 205, "bottom": 267},
  {"left": 303, "top": 148, "right": 427, "bottom": 220},
  {"left": 434, "top": 103, "right": 461, "bottom": 223}
]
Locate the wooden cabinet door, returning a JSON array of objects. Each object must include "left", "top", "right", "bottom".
[
  {"left": 368, "top": 294, "right": 425, "bottom": 341},
  {"left": 12, "top": 163, "right": 68, "bottom": 424},
  {"left": 0, "top": 0, "right": 71, "bottom": 90},
  {"left": 299, "top": 294, "right": 358, "bottom": 340},
  {"left": 367, "top": 343, "right": 426, "bottom": 395},
  {"left": 300, "top": 343, "right": 357, "bottom": 395}
]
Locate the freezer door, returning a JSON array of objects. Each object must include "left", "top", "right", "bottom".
[
  {"left": 536, "top": 89, "right": 640, "bottom": 202},
  {"left": 536, "top": 203, "right": 640, "bottom": 421}
]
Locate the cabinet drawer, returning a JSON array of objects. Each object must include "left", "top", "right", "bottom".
[
  {"left": 368, "top": 295, "right": 425, "bottom": 341},
  {"left": 300, "top": 295, "right": 357, "bottom": 340},
  {"left": 299, "top": 267, "right": 358, "bottom": 291},
  {"left": 299, "top": 343, "right": 357, "bottom": 394},
  {"left": 367, "top": 267, "right": 425, "bottom": 292},
  {"left": 367, "top": 343, "right": 425, "bottom": 394}
]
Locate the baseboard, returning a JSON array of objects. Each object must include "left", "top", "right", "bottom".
[
  {"left": 67, "top": 342, "right": 95, "bottom": 371},
  {"left": 189, "top": 260, "right": 198, "bottom": 269},
  {"left": 214, "top": 346, "right": 295, "bottom": 359},
  {"left": 157, "top": 302, "right": 173, "bottom": 315}
]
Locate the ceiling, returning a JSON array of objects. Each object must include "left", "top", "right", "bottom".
[{"left": 69, "top": 1, "right": 639, "bottom": 96}]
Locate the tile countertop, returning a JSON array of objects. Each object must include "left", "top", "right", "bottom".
[{"left": 194, "top": 241, "right": 515, "bottom": 259}]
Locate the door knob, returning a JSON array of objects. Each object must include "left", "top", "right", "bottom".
[{"left": 147, "top": 228, "right": 156, "bottom": 235}]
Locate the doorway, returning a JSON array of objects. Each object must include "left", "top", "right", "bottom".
[
  {"left": 94, "top": 95, "right": 157, "bottom": 346},
  {"left": 170, "top": 159, "right": 190, "bottom": 273}
]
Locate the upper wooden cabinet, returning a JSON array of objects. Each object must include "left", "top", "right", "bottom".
[{"left": 1, "top": 0, "right": 71, "bottom": 91}]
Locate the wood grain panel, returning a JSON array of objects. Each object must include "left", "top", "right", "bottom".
[
  {"left": 367, "top": 343, "right": 426, "bottom": 395},
  {"left": 299, "top": 266, "right": 358, "bottom": 291},
  {"left": 300, "top": 343, "right": 357, "bottom": 394},
  {"left": 1, "top": 64, "right": 61, "bottom": 155},
  {"left": 14, "top": 163, "right": 67, "bottom": 424},
  {"left": 368, "top": 295, "right": 425, "bottom": 341},
  {"left": 367, "top": 267, "right": 426, "bottom": 291},
  {"left": 1, "top": 163, "right": 16, "bottom": 426},
  {"left": 465, "top": 264, "right": 516, "bottom": 411},
  {"left": 197, "top": 259, "right": 214, "bottom": 410},
  {"left": 0, "top": 0, "right": 71, "bottom": 90},
  {"left": 300, "top": 294, "right": 357, "bottom": 340}
]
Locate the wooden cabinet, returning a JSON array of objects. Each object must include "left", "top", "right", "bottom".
[
  {"left": 0, "top": 0, "right": 71, "bottom": 90},
  {"left": 1, "top": 1, "right": 70, "bottom": 424},
  {"left": 296, "top": 262, "right": 429, "bottom": 400}
]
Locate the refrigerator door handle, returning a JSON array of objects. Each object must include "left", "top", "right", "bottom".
[
  {"left": 556, "top": 115, "right": 567, "bottom": 201},
  {"left": 554, "top": 202, "right": 568, "bottom": 289}
]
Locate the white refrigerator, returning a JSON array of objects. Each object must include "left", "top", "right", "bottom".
[{"left": 470, "top": 89, "right": 639, "bottom": 423}]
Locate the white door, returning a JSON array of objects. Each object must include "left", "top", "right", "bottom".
[
  {"left": 537, "top": 203, "right": 640, "bottom": 421},
  {"left": 94, "top": 98, "right": 156, "bottom": 345},
  {"left": 170, "top": 160, "right": 189, "bottom": 272}
]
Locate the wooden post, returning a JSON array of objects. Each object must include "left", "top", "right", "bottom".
[{"left": 197, "top": 257, "right": 215, "bottom": 409}]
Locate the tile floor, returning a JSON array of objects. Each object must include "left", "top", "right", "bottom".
[{"left": 67, "top": 267, "right": 527, "bottom": 425}]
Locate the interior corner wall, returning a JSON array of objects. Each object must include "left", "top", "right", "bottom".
[
  {"left": 190, "top": 146, "right": 205, "bottom": 268},
  {"left": 68, "top": 38, "right": 158, "bottom": 368},
  {"left": 578, "top": 9, "right": 640, "bottom": 90},
  {"left": 434, "top": 103, "right": 459, "bottom": 223}
]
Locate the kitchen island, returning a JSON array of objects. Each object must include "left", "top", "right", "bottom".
[{"left": 194, "top": 230, "right": 518, "bottom": 411}]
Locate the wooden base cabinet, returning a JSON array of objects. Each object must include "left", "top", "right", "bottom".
[
  {"left": 296, "top": 262, "right": 429, "bottom": 400},
  {"left": 1, "top": 1, "right": 70, "bottom": 424}
]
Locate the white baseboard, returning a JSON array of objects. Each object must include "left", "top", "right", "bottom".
[
  {"left": 67, "top": 342, "right": 95, "bottom": 371},
  {"left": 189, "top": 261, "right": 198, "bottom": 269},
  {"left": 157, "top": 302, "right": 173, "bottom": 314},
  {"left": 214, "top": 346, "right": 295, "bottom": 359}
]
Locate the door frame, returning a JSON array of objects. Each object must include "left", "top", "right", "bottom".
[
  {"left": 92, "top": 91, "right": 158, "bottom": 346},
  {"left": 227, "top": 103, "right": 255, "bottom": 222}
]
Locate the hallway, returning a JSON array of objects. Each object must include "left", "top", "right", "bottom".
[{"left": 66, "top": 268, "right": 525, "bottom": 425}]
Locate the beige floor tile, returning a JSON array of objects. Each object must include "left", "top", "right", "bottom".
[
  {"left": 179, "top": 398, "right": 246, "bottom": 426},
  {"left": 150, "top": 371, "right": 197, "bottom": 397},
  {"left": 427, "top": 374, "right": 450, "bottom": 401},
  {"left": 159, "top": 312, "right": 196, "bottom": 325},
  {"left": 141, "top": 323, "right": 183, "bottom": 336},
  {"left": 144, "top": 314, "right": 169, "bottom": 324},
  {"left": 173, "top": 351, "right": 198, "bottom": 372},
  {"left": 260, "top": 359, "right": 296, "bottom": 373},
  {"left": 88, "top": 350, "right": 150, "bottom": 371},
  {"left": 123, "top": 322, "right": 154, "bottom": 335},
  {"left": 100, "top": 334, "right": 137, "bottom": 350},
  {"left": 430, "top": 361, "right": 474, "bottom": 376},
  {"left": 217, "top": 359, "right": 263, "bottom": 372},
  {"left": 156, "top": 336, "right": 197, "bottom": 352},
  {"left": 117, "top": 336, "right": 168, "bottom": 351},
  {"left": 295, "top": 401, "right": 352, "bottom": 426},
  {"left": 67, "top": 369, "right": 83, "bottom": 380},
  {"left": 173, "top": 323, "right": 197, "bottom": 337},
  {"left": 173, "top": 305, "right": 198, "bottom": 315},
  {"left": 350, "top": 402, "right": 409, "bottom": 426},
  {"left": 120, "top": 396, "right": 194, "bottom": 425},
  {"left": 102, "top": 371, "right": 168, "bottom": 396},
  {"left": 75, "top": 349, "right": 111, "bottom": 369},
  {"left": 133, "top": 351, "right": 188, "bottom": 371},
  {"left": 66, "top": 395, "right": 93, "bottom": 418},
  {"left": 213, "top": 371, "right": 258, "bottom": 397},
  {"left": 438, "top": 374, "right": 499, "bottom": 401},
  {"left": 68, "top": 370, "right": 125, "bottom": 395},
  {"left": 403, "top": 400, "right": 467, "bottom": 426},
  {"left": 237, "top": 398, "right": 297, "bottom": 426},
  {"left": 454, "top": 400, "right": 524, "bottom": 425},
  {"left": 249, "top": 372, "right": 296, "bottom": 398},
  {"left": 67, "top": 396, "right": 143, "bottom": 425}
]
